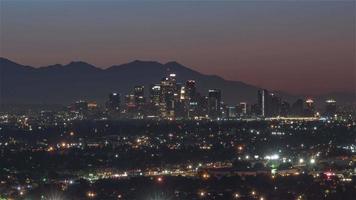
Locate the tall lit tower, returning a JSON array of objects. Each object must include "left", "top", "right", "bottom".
[
  {"left": 160, "top": 73, "right": 178, "bottom": 118},
  {"left": 134, "top": 86, "right": 145, "bottom": 106},
  {"left": 325, "top": 99, "right": 337, "bottom": 117},
  {"left": 305, "top": 98, "right": 315, "bottom": 116},
  {"left": 150, "top": 84, "right": 161, "bottom": 106},
  {"left": 258, "top": 89, "right": 269, "bottom": 117}
]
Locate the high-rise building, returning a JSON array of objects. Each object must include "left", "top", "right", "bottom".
[
  {"left": 258, "top": 89, "right": 281, "bottom": 117},
  {"left": 107, "top": 92, "right": 121, "bottom": 112},
  {"left": 184, "top": 80, "right": 197, "bottom": 119},
  {"left": 258, "top": 89, "right": 269, "bottom": 117},
  {"left": 185, "top": 80, "right": 196, "bottom": 101},
  {"left": 134, "top": 86, "right": 145, "bottom": 106},
  {"left": 180, "top": 86, "right": 186, "bottom": 101},
  {"left": 304, "top": 98, "right": 315, "bottom": 117},
  {"left": 325, "top": 99, "right": 337, "bottom": 117},
  {"left": 208, "top": 89, "right": 221, "bottom": 119},
  {"left": 125, "top": 94, "right": 136, "bottom": 109},
  {"left": 238, "top": 102, "right": 248, "bottom": 116},
  {"left": 227, "top": 106, "right": 237, "bottom": 118},
  {"left": 160, "top": 73, "right": 178, "bottom": 118},
  {"left": 270, "top": 93, "right": 281, "bottom": 117},
  {"left": 150, "top": 84, "right": 161, "bottom": 106}
]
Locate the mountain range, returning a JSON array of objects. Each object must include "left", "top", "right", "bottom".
[{"left": 0, "top": 57, "right": 354, "bottom": 106}]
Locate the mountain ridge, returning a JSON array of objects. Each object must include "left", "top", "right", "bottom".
[{"left": 0, "top": 57, "right": 354, "bottom": 105}]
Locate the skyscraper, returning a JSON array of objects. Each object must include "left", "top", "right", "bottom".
[
  {"left": 107, "top": 92, "right": 121, "bottom": 112},
  {"left": 125, "top": 94, "right": 136, "bottom": 109},
  {"left": 257, "top": 89, "right": 282, "bottom": 117},
  {"left": 227, "top": 106, "right": 237, "bottom": 118},
  {"left": 150, "top": 84, "right": 161, "bottom": 106},
  {"left": 134, "top": 86, "right": 145, "bottom": 107},
  {"left": 304, "top": 98, "right": 315, "bottom": 117},
  {"left": 185, "top": 80, "right": 196, "bottom": 101},
  {"left": 238, "top": 102, "right": 248, "bottom": 116},
  {"left": 160, "top": 73, "right": 177, "bottom": 118},
  {"left": 185, "top": 80, "right": 197, "bottom": 119},
  {"left": 325, "top": 99, "right": 337, "bottom": 117},
  {"left": 208, "top": 89, "right": 221, "bottom": 119},
  {"left": 258, "top": 89, "right": 269, "bottom": 117}
]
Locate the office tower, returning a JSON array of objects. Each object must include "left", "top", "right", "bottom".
[
  {"left": 107, "top": 92, "right": 121, "bottom": 111},
  {"left": 208, "top": 89, "right": 221, "bottom": 119},
  {"left": 185, "top": 80, "right": 196, "bottom": 101},
  {"left": 180, "top": 86, "right": 186, "bottom": 101},
  {"left": 237, "top": 102, "right": 248, "bottom": 116},
  {"left": 270, "top": 93, "right": 281, "bottom": 117},
  {"left": 160, "top": 73, "right": 177, "bottom": 118},
  {"left": 134, "top": 86, "right": 145, "bottom": 106},
  {"left": 227, "top": 106, "right": 237, "bottom": 118},
  {"left": 184, "top": 80, "right": 197, "bottom": 119},
  {"left": 258, "top": 89, "right": 269, "bottom": 117},
  {"left": 221, "top": 102, "right": 227, "bottom": 119},
  {"left": 304, "top": 98, "right": 315, "bottom": 117},
  {"left": 325, "top": 99, "right": 337, "bottom": 117},
  {"left": 258, "top": 89, "right": 283, "bottom": 117},
  {"left": 175, "top": 83, "right": 183, "bottom": 101},
  {"left": 125, "top": 94, "right": 136, "bottom": 109},
  {"left": 199, "top": 96, "right": 209, "bottom": 118},
  {"left": 149, "top": 84, "right": 161, "bottom": 106}
]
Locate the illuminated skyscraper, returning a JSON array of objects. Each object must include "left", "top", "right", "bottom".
[
  {"left": 160, "top": 73, "right": 177, "bottom": 118},
  {"left": 325, "top": 99, "right": 337, "bottom": 117},
  {"left": 258, "top": 89, "right": 269, "bottom": 117},
  {"left": 258, "top": 90, "right": 281, "bottom": 117},
  {"left": 134, "top": 85, "right": 145, "bottom": 106},
  {"left": 150, "top": 84, "right": 161, "bottom": 106},
  {"left": 304, "top": 98, "right": 315, "bottom": 117},
  {"left": 125, "top": 94, "right": 136, "bottom": 109}
]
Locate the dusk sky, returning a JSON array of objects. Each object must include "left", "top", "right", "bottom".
[{"left": 1, "top": 0, "right": 355, "bottom": 95}]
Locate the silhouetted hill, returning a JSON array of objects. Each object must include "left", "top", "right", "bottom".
[{"left": 0, "top": 57, "right": 354, "bottom": 105}]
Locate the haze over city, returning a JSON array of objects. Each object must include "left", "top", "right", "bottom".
[{"left": 1, "top": 0, "right": 355, "bottom": 95}]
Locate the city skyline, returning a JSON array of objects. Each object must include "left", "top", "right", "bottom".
[
  {"left": 1, "top": 0, "right": 355, "bottom": 95},
  {"left": 1, "top": 1, "right": 355, "bottom": 198}
]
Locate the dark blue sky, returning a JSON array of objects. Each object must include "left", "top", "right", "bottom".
[{"left": 1, "top": 0, "right": 355, "bottom": 95}]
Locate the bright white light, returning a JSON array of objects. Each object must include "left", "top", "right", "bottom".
[
  {"left": 265, "top": 154, "right": 279, "bottom": 160},
  {"left": 310, "top": 158, "right": 315, "bottom": 164}
]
